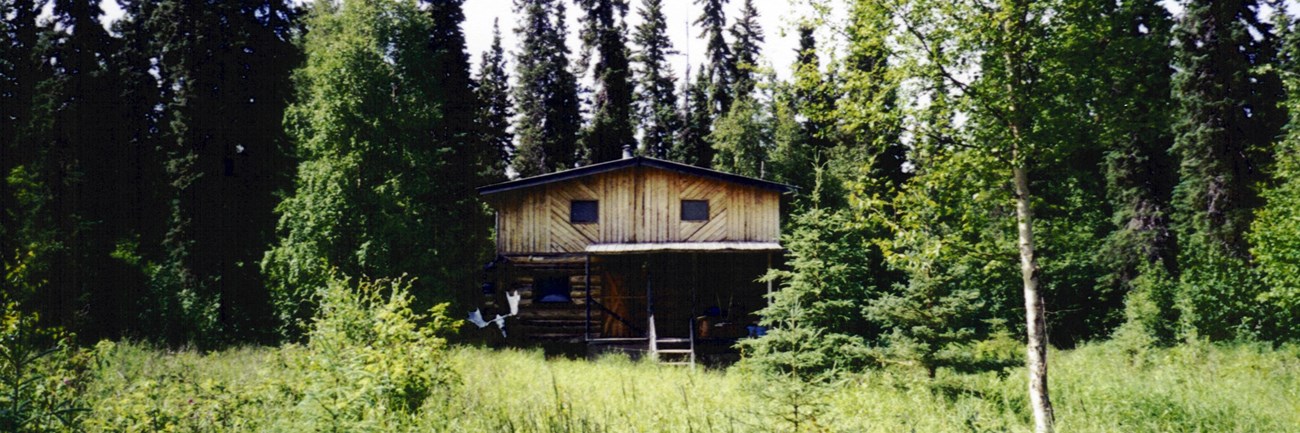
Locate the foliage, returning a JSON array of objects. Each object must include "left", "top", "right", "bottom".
[
  {"left": 146, "top": 0, "right": 300, "bottom": 345},
  {"left": 1248, "top": 8, "right": 1300, "bottom": 341},
  {"left": 10, "top": 0, "right": 168, "bottom": 343},
  {"left": 0, "top": 0, "right": 44, "bottom": 298},
  {"left": 512, "top": 0, "right": 583, "bottom": 176},
  {"left": 694, "top": 0, "right": 733, "bottom": 118},
  {"left": 672, "top": 69, "right": 716, "bottom": 166},
  {"left": 0, "top": 300, "right": 90, "bottom": 432},
  {"left": 1169, "top": 0, "right": 1285, "bottom": 341},
  {"left": 836, "top": 0, "right": 904, "bottom": 171},
  {"left": 287, "top": 276, "right": 459, "bottom": 430},
  {"left": 83, "top": 275, "right": 458, "bottom": 432},
  {"left": 1073, "top": 0, "right": 1181, "bottom": 345},
  {"left": 631, "top": 0, "right": 681, "bottom": 158},
  {"left": 264, "top": 0, "right": 491, "bottom": 338},
  {"left": 577, "top": 0, "right": 637, "bottom": 163},
  {"left": 710, "top": 95, "right": 772, "bottom": 178},
  {"left": 67, "top": 339, "right": 1300, "bottom": 432},
  {"left": 728, "top": 0, "right": 764, "bottom": 99},
  {"left": 767, "top": 24, "right": 843, "bottom": 207},
  {"left": 476, "top": 19, "right": 514, "bottom": 180},
  {"left": 741, "top": 205, "right": 878, "bottom": 380},
  {"left": 875, "top": 144, "right": 1019, "bottom": 377},
  {"left": 1114, "top": 261, "right": 1180, "bottom": 346}
]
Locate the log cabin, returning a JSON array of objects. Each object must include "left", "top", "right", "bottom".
[{"left": 476, "top": 153, "right": 793, "bottom": 364}]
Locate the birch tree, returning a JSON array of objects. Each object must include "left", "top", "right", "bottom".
[{"left": 894, "top": 0, "right": 1056, "bottom": 430}]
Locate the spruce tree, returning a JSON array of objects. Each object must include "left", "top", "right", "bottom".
[
  {"left": 728, "top": 0, "right": 763, "bottom": 100},
  {"left": 421, "top": 0, "right": 496, "bottom": 186},
  {"left": 1089, "top": 0, "right": 1179, "bottom": 342},
  {"left": 631, "top": 0, "right": 680, "bottom": 158},
  {"left": 147, "top": 0, "right": 301, "bottom": 344},
  {"left": 673, "top": 68, "right": 714, "bottom": 166},
  {"left": 1169, "top": 0, "right": 1284, "bottom": 340},
  {"left": 0, "top": 0, "right": 44, "bottom": 277},
  {"left": 419, "top": 0, "right": 495, "bottom": 308},
  {"left": 91, "top": 0, "right": 171, "bottom": 339},
  {"left": 23, "top": 0, "right": 123, "bottom": 333},
  {"left": 741, "top": 202, "right": 878, "bottom": 380},
  {"left": 694, "top": 0, "right": 732, "bottom": 117},
  {"left": 477, "top": 19, "right": 514, "bottom": 179},
  {"left": 578, "top": 0, "right": 636, "bottom": 163},
  {"left": 513, "top": 0, "right": 582, "bottom": 176}
]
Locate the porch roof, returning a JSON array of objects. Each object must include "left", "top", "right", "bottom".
[{"left": 584, "top": 242, "right": 783, "bottom": 254}]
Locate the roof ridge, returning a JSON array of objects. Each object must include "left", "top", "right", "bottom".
[{"left": 478, "top": 156, "right": 795, "bottom": 196}]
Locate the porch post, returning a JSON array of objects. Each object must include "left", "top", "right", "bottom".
[
  {"left": 646, "top": 257, "right": 657, "bottom": 357},
  {"left": 766, "top": 252, "right": 773, "bottom": 305},
  {"left": 584, "top": 254, "right": 592, "bottom": 342}
]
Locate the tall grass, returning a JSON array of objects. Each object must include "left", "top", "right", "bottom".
[{"left": 74, "top": 341, "right": 1299, "bottom": 432}]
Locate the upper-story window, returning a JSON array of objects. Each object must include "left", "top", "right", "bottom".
[
  {"left": 681, "top": 200, "right": 709, "bottom": 221},
  {"left": 571, "top": 200, "right": 598, "bottom": 223}
]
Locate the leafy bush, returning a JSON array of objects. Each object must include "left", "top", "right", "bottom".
[
  {"left": 82, "top": 275, "right": 459, "bottom": 432},
  {"left": 1249, "top": 133, "right": 1300, "bottom": 340},
  {"left": 264, "top": 0, "right": 492, "bottom": 340},
  {"left": 0, "top": 300, "right": 90, "bottom": 432},
  {"left": 284, "top": 275, "right": 459, "bottom": 430}
]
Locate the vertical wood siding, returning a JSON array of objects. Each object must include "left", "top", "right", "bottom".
[{"left": 494, "top": 167, "right": 781, "bottom": 254}]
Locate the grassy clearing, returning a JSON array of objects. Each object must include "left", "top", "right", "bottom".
[{"left": 71, "top": 341, "right": 1299, "bottom": 432}]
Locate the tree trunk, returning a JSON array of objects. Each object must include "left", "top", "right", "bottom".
[{"left": 1014, "top": 164, "right": 1054, "bottom": 433}]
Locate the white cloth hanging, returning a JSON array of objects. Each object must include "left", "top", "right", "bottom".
[
  {"left": 506, "top": 290, "right": 521, "bottom": 316},
  {"left": 467, "top": 309, "right": 490, "bottom": 328},
  {"left": 490, "top": 314, "right": 507, "bottom": 337}
]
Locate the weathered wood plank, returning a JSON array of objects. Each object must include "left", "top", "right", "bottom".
[{"left": 494, "top": 165, "right": 782, "bottom": 254}]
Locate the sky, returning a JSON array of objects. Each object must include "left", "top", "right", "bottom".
[
  {"left": 462, "top": 0, "right": 820, "bottom": 82},
  {"left": 98, "top": 0, "right": 822, "bottom": 82},
  {"left": 97, "top": 1, "right": 1296, "bottom": 89}
]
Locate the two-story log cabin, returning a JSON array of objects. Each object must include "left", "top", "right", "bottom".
[{"left": 477, "top": 154, "right": 792, "bottom": 364}]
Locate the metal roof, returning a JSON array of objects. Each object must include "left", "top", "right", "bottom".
[
  {"left": 477, "top": 156, "right": 795, "bottom": 196},
  {"left": 585, "top": 242, "right": 784, "bottom": 254}
]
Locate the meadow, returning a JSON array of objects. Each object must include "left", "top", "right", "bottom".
[
  {"left": 63, "top": 340, "right": 1299, "bottom": 433},
  {"left": 6, "top": 278, "right": 1298, "bottom": 433}
]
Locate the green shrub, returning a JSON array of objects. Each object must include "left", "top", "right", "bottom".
[
  {"left": 283, "top": 275, "right": 459, "bottom": 431},
  {"left": 82, "top": 275, "right": 460, "bottom": 432},
  {"left": 0, "top": 301, "right": 90, "bottom": 432},
  {"left": 1250, "top": 140, "right": 1300, "bottom": 340}
]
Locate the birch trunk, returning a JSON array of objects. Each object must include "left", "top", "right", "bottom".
[{"left": 1014, "top": 164, "right": 1055, "bottom": 433}]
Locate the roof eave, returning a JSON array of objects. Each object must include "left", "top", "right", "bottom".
[{"left": 477, "top": 157, "right": 795, "bottom": 196}]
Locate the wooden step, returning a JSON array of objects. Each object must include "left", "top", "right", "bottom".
[
  {"left": 526, "top": 333, "right": 589, "bottom": 340},
  {"left": 655, "top": 349, "right": 694, "bottom": 354},
  {"left": 516, "top": 317, "right": 594, "bottom": 324},
  {"left": 516, "top": 309, "right": 601, "bottom": 320}
]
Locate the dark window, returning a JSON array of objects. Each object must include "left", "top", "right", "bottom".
[
  {"left": 681, "top": 200, "right": 709, "bottom": 221},
  {"left": 571, "top": 200, "right": 598, "bottom": 223},
  {"left": 535, "top": 276, "right": 572, "bottom": 303}
]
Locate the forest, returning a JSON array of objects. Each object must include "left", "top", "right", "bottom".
[{"left": 2, "top": 0, "right": 1300, "bottom": 432}]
